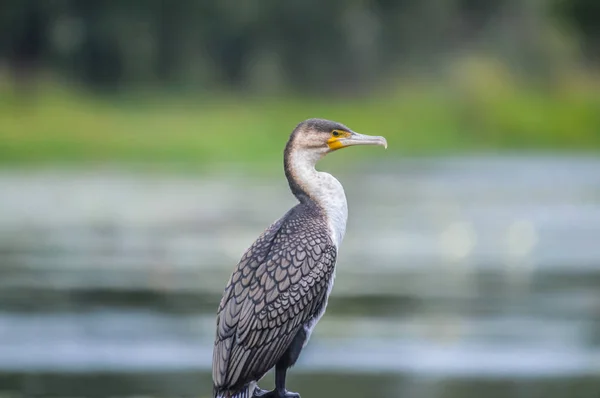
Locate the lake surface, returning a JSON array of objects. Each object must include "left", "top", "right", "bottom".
[{"left": 0, "top": 155, "right": 599, "bottom": 397}]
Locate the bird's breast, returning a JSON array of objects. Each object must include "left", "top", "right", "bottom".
[{"left": 316, "top": 173, "right": 348, "bottom": 248}]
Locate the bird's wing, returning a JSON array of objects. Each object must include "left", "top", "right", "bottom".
[{"left": 212, "top": 206, "right": 336, "bottom": 391}]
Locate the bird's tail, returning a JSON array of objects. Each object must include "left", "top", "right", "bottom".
[
  {"left": 214, "top": 389, "right": 250, "bottom": 398},
  {"left": 214, "top": 382, "right": 255, "bottom": 398}
]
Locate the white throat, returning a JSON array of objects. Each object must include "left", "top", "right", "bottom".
[{"left": 288, "top": 148, "right": 348, "bottom": 247}]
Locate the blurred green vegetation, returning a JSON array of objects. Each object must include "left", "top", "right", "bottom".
[
  {"left": 1, "top": 0, "right": 599, "bottom": 172},
  {"left": 2, "top": 0, "right": 598, "bottom": 92},
  {"left": 1, "top": 61, "right": 599, "bottom": 172}
]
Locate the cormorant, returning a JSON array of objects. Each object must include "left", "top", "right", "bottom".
[{"left": 213, "top": 119, "right": 387, "bottom": 398}]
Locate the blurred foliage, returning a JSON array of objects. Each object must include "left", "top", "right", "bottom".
[
  {"left": 0, "top": 0, "right": 598, "bottom": 93},
  {"left": 1, "top": 61, "right": 599, "bottom": 170},
  {"left": 0, "top": 0, "right": 599, "bottom": 170},
  {"left": 554, "top": 0, "right": 600, "bottom": 64}
]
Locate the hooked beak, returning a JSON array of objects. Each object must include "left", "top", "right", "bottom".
[{"left": 338, "top": 132, "right": 388, "bottom": 149}]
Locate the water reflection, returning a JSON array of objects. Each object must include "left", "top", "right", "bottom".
[{"left": 0, "top": 156, "right": 599, "bottom": 397}]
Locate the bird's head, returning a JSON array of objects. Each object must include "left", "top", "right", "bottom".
[{"left": 287, "top": 118, "right": 387, "bottom": 161}]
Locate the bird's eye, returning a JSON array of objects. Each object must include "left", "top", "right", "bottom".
[{"left": 332, "top": 131, "right": 340, "bottom": 137}]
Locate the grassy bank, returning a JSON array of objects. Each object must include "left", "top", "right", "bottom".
[{"left": 1, "top": 75, "right": 599, "bottom": 172}]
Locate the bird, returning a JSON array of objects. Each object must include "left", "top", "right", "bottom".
[{"left": 212, "top": 118, "right": 387, "bottom": 398}]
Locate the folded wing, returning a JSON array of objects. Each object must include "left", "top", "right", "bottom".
[{"left": 212, "top": 205, "right": 336, "bottom": 391}]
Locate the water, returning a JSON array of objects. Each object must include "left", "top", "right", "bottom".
[{"left": 0, "top": 155, "right": 599, "bottom": 397}]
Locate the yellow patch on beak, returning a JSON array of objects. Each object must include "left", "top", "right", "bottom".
[
  {"left": 327, "top": 130, "right": 351, "bottom": 151},
  {"left": 327, "top": 137, "right": 345, "bottom": 150}
]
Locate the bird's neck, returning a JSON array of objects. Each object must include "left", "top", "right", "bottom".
[{"left": 284, "top": 148, "right": 348, "bottom": 247}]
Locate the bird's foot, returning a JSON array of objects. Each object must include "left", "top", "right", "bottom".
[
  {"left": 253, "top": 387, "right": 300, "bottom": 398},
  {"left": 252, "top": 387, "right": 272, "bottom": 397}
]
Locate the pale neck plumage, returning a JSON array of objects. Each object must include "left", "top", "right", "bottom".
[{"left": 284, "top": 147, "right": 348, "bottom": 247}]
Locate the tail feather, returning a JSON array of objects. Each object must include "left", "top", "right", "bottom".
[{"left": 215, "top": 382, "right": 255, "bottom": 398}]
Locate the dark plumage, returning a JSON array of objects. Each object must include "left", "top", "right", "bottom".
[
  {"left": 212, "top": 119, "right": 386, "bottom": 398},
  {"left": 213, "top": 203, "right": 336, "bottom": 395}
]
